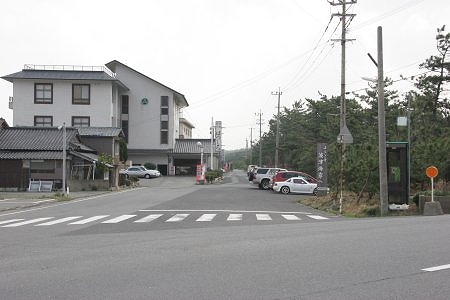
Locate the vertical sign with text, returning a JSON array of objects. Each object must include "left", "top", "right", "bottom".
[{"left": 317, "top": 143, "right": 328, "bottom": 187}]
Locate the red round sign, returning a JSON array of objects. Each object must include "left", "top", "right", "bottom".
[{"left": 426, "top": 166, "right": 438, "bottom": 178}]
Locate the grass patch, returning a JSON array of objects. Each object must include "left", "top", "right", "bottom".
[{"left": 298, "top": 191, "right": 418, "bottom": 217}]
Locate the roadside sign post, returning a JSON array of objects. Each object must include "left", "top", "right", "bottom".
[
  {"left": 426, "top": 166, "right": 438, "bottom": 202},
  {"left": 423, "top": 166, "right": 443, "bottom": 216}
]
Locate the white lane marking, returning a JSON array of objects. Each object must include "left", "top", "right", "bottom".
[
  {"left": 422, "top": 264, "right": 450, "bottom": 272},
  {"left": 35, "top": 216, "right": 83, "bottom": 226},
  {"left": 307, "top": 215, "right": 329, "bottom": 220},
  {"left": 139, "top": 209, "right": 313, "bottom": 215},
  {"left": 0, "top": 219, "right": 24, "bottom": 225},
  {"left": 134, "top": 214, "right": 163, "bottom": 223},
  {"left": 69, "top": 215, "right": 110, "bottom": 225},
  {"left": 101, "top": 215, "right": 137, "bottom": 224},
  {"left": 227, "top": 214, "right": 242, "bottom": 221},
  {"left": 282, "top": 214, "right": 301, "bottom": 221},
  {"left": 256, "top": 214, "right": 272, "bottom": 221},
  {"left": 0, "top": 188, "right": 144, "bottom": 218},
  {"left": 165, "top": 214, "right": 190, "bottom": 222},
  {"left": 196, "top": 214, "right": 217, "bottom": 222},
  {"left": 2, "top": 217, "right": 54, "bottom": 227}
]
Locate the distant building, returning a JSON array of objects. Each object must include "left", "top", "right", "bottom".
[{"left": 2, "top": 61, "right": 219, "bottom": 175}]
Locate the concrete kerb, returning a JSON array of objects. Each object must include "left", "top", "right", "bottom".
[
  {"left": 0, "top": 176, "right": 200, "bottom": 212},
  {"left": 0, "top": 190, "right": 112, "bottom": 212}
]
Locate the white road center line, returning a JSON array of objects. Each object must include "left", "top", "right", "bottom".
[
  {"left": 101, "top": 215, "right": 137, "bottom": 224},
  {"left": 35, "top": 216, "right": 83, "bottom": 226},
  {"left": 69, "top": 215, "right": 110, "bottom": 225},
  {"left": 166, "top": 214, "right": 190, "bottom": 222},
  {"left": 196, "top": 214, "right": 217, "bottom": 222},
  {"left": 134, "top": 214, "right": 164, "bottom": 223},
  {"left": 256, "top": 214, "right": 272, "bottom": 221},
  {"left": 227, "top": 214, "right": 242, "bottom": 221},
  {"left": 0, "top": 219, "right": 24, "bottom": 225},
  {"left": 2, "top": 217, "right": 54, "bottom": 227},
  {"left": 422, "top": 264, "right": 450, "bottom": 272},
  {"left": 307, "top": 215, "right": 329, "bottom": 220},
  {"left": 282, "top": 214, "right": 301, "bottom": 221}
]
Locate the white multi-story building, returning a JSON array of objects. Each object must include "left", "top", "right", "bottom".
[{"left": 2, "top": 60, "right": 219, "bottom": 175}]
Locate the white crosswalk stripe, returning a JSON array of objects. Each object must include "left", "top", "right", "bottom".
[
  {"left": 0, "top": 219, "right": 24, "bottom": 225},
  {"left": 282, "top": 214, "right": 301, "bottom": 221},
  {"left": 101, "top": 215, "right": 137, "bottom": 224},
  {"left": 256, "top": 214, "right": 272, "bottom": 221},
  {"left": 227, "top": 214, "right": 242, "bottom": 221},
  {"left": 2, "top": 217, "right": 53, "bottom": 227},
  {"left": 196, "top": 214, "right": 217, "bottom": 222},
  {"left": 69, "top": 215, "right": 110, "bottom": 225},
  {"left": 134, "top": 214, "right": 164, "bottom": 223},
  {"left": 0, "top": 212, "right": 330, "bottom": 228},
  {"left": 166, "top": 214, "right": 190, "bottom": 222},
  {"left": 307, "top": 215, "right": 329, "bottom": 220},
  {"left": 35, "top": 216, "right": 82, "bottom": 226}
]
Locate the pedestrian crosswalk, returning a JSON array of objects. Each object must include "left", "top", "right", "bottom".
[{"left": 0, "top": 211, "right": 330, "bottom": 228}]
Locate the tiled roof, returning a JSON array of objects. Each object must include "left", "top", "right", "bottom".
[
  {"left": 77, "top": 127, "right": 124, "bottom": 137},
  {"left": 2, "top": 70, "right": 116, "bottom": 81},
  {"left": 0, "top": 127, "right": 97, "bottom": 161},
  {"left": 0, "top": 127, "right": 78, "bottom": 151},
  {"left": 0, "top": 150, "right": 62, "bottom": 160},
  {"left": 172, "top": 139, "right": 215, "bottom": 154}
]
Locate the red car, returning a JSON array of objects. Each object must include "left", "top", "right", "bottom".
[{"left": 270, "top": 170, "right": 318, "bottom": 189}]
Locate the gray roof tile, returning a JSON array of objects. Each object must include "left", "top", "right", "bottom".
[{"left": 172, "top": 139, "right": 215, "bottom": 154}]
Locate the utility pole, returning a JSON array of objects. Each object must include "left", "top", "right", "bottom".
[
  {"left": 330, "top": 0, "right": 356, "bottom": 131},
  {"left": 249, "top": 128, "right": 254, "bottom": 165},
  {"left": 255, "top": 111, "right": 263, "bottom": 167},
  {"left": 272, "top": 87, "right": 282, "bottom": 168},
  {"left": 377, "top": 26, "right": 388, "bottom": 216},
  {"left": 210, "top": 117, "right": 214, "bottom": 170},
  {"left": 330, "top": 0, "right": 356, "bottom": 213}
]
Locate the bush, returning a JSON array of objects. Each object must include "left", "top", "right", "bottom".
[
  {"left": 144, "top": 162, "right": 156, "bottom": 170},
  {"left": 205, "top": 170, "right": 224, "bottom": 183}
]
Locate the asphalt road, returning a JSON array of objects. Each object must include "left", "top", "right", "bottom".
[{"left": 1, "top": 170, "right": 449, "bottom": 299}]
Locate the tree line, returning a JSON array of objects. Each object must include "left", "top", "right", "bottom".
[{"left": 230, "top": 25, "right": 449, "bottom": 197}]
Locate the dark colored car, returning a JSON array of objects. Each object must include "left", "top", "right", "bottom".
[{"left": 270, "top": 170, "right": 318, "bottom": 189}]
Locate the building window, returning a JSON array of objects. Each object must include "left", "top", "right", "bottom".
[
  {"left": 161, "top": 95, "right": 169, "bottom": 107},
  {"left": 34, "top": 115, "right": 53, "bottom": 127},
  {"left": 121, "top": 95, "right": 129, "bottom": 114},
  {"left": 121, "top": 120, "right": 129, "bottom": 143},
  {"left": 161, "top": 107, "right": 169, "bottom": 115},
  {"left": 72, "top": 116, "right": 90, "bottom": 127},
  {"left": 160, "top": 131, "right": 168, "bottom": 144},
  {"left": 34, "top": 83, "right": 53, "bottom": 104},
  {"left": 160, "top": 96, "right": 169, "bottom": 144},
  {"left": 72, "top": 84, "right": 90, "bottom": 104}
]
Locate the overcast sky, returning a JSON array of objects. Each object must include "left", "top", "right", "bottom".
[{"left": 1, "top": 0, "right": 448, "bottom": 150}]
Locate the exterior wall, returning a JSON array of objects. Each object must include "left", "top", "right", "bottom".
[
  {"left": 12, "top": 79, "right": 114, "bottom": 127},
  {"left": 80, "top": 137, "right": 114, "bottom": 156},
  {"left": 112, "top": 64, "right": 179, "bottom": 151},
  {"left": 179, "top": 121, "right": 193, "bottom": 139}
]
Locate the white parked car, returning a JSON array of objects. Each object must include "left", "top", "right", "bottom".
[
  {"left": 272, "top": 177, "right": 318, "bottom": 195},
  {"left": 119, "top": 166, "right": 160, "bottom": 179}
]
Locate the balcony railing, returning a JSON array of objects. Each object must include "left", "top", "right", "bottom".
[{"left": 23, "top": 64, "right": 116, "bottom": 78}]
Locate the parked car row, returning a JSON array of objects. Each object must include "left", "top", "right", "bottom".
[
  {"left": 248, "top": 165, "right": 319, "bottom": 196},
  {"left": 119, "top": 166, "right": 161, "bottom": 179}
]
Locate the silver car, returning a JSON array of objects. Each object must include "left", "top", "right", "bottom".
[
  {"left": 272, "top": 177, "right": 318, "bottom": 195},
  {"left": 119, "top": 166, "right": 160, "bottom": 179}
]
